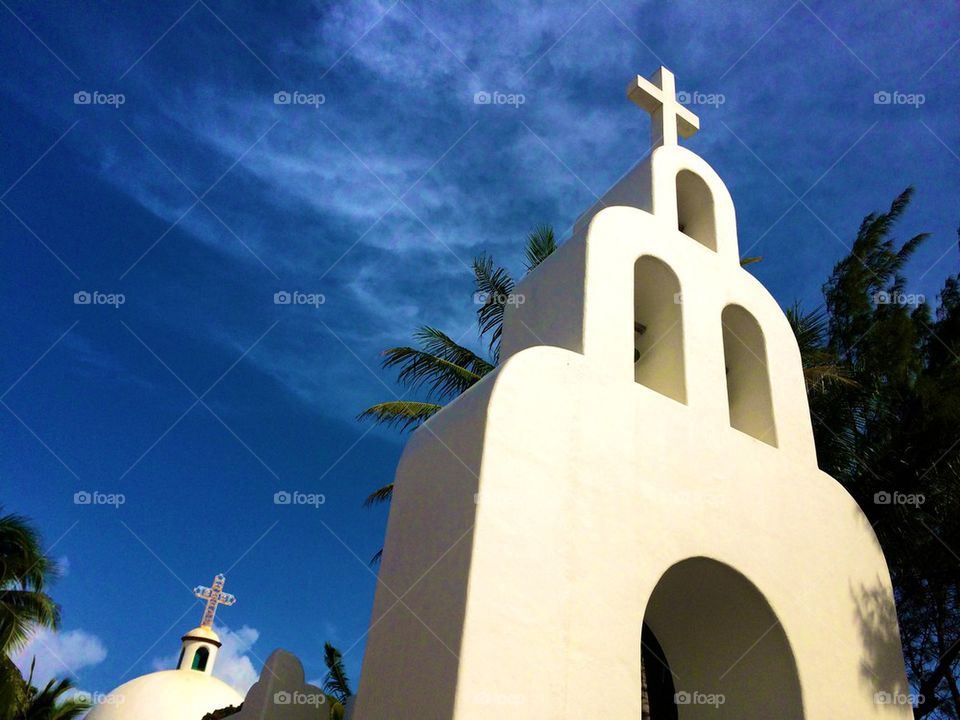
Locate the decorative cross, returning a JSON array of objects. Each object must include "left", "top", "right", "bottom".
[
  {"left": 194, "top": 573, "right": 237, "bottom": 628},
  {"left": 627, "top": 66, "right": 699, "bottom": 149}
]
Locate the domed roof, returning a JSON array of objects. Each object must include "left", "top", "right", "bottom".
[
  {"left": 181, "top": 625, "right": 221, "bottom": 644},
  {"left": 86, "top": 669, "right": 243, "bottom": 720}
]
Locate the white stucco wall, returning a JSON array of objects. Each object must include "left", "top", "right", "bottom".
[{"left": 353, "top": 144, "right": 911, "bottom": 719}]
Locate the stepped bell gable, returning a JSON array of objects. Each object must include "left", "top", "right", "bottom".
[{"left": 352, "top": 67, "right": 911, "bottom": 719}]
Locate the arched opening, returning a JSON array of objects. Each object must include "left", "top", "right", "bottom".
[
  {"left": 641, "top": 557, "right": 804, "bottom": 719},
  {"left": 634, "top": 256, "right": 685, "bottom": 403},
  {"left": 675, "top": 170, "right": 716, "bottom": 251},
  {"left": 721, "top": 305, "right": 777, "bottom": 446},
  {"left": 191, "top": 646, "right": 209, "bottom": 672}
]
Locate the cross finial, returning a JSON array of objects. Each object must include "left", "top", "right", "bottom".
[
  {"left": 627, "top": 66, "right": 699, "bottom": 150},
  {"left": 193, "top": 573, "right": 237, "bottom": 628}
]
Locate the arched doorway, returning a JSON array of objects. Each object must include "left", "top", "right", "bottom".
[{"left": 641, "top": 557, "right": 804, "bottom": 719}]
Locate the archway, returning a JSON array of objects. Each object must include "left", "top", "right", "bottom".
[
  {"left": 675, "top": 170, "right": 716, "bottom": 251},
  {"left": 641, "top": 557, "right": 804, "bottom": 719},
  {"left": 721, "top": 305, "right": 777, "bottom": 446},
  {"left": 634, "top": 256, "right": 685, "bottom": 403}
]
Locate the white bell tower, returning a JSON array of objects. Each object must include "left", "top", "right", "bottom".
[
  {"left": 176, "top": 573, "right": 236, "bottom": 676},
  {"left": 353, "top": 66, "right": 912, "bottom": 720}
]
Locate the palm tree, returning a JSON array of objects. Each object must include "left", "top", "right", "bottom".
[
  {"left": 321, "top": 642, "right": 352, "bottom": 720},
  {"left": 17, "top": 660, "right": 90, "bottom": 720},
  {"left": 0, "top": 512, "right": 60, "bottom": 656},
  {"left": 785, "top": 303, "right": 856, "bottom": 393},
  {"left": 357, "top": 225, "right": 557, "bottom": 508}
]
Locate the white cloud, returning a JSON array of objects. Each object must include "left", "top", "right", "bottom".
[
  {"left": 12, "top": 627, "right": 107, "bottom": 688},
  {"left": 150, "top": 624, "right": 260, "bottom": 696}
]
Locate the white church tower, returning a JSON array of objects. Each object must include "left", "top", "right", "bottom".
[
  {"left": 353, "top": 67, "right": 912, "bottom": 719},
  {"left": 87, "top": 574, "right": 243, "bottom": 720}
]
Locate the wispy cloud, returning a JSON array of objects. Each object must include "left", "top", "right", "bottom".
[{"left": 13, "top": 627, "right": 108, "bottom": 687}]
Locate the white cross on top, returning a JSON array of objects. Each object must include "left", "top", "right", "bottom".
[
  {"left": 627, "top": 66, "right": 699, "bottom": 150},
  {"left": 194, "top": 573, "right": 237, "bottom": 628}
]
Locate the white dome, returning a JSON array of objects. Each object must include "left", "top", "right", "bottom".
[{"left": 86, "top": 669, "right": 243, "bottom": 720}]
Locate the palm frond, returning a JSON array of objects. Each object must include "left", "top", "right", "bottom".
[
  {"left": 363, "top": 483, "right": 394, "bottom": 508},
  {"left": 412, "top": 327, "right": 494, "bottom": 377},
  {"left": 356, "top": 401, "right": 443, "bottom": 431},
  {"left": 378, "top": 327, "right": 491, "bottom": 401},
  {"left": 322, "top": 642, "right": 352, "bottom": 705},
  {"left": 473, "top": 255, "right": 515, "bottom": 363},
  {"left": 524, "top": 225, "right": 557, "bottom": 271}
]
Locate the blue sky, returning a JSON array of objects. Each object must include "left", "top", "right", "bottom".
[{"left": 2, "top": 0, "right": 959, "bottom": 699}]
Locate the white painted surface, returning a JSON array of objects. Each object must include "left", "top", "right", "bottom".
[
  {"left": 85, "top": 670, "right": 242, "bottom": 720},
  {"left": 353, "top": 68, "right": 911, "bottom": 719}
]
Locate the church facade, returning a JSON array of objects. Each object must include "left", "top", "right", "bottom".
[{"left": 352, "top": 68, "right": 912, "bottom": 718}]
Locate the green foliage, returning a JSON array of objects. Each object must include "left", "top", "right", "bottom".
[
  {"left": 16, "top": 665, "right": 90, "bottom": 720},
  {"left": 321, "top": 642, "right": 351, "bottom": 705},
  {"left": 524, "top": 225, "right": 557, "bottom": 272},
  {"left": 795, "top": 190, "right": 960, "bottom": 718},
  {"left": 0, "top": 512, "right": 61, "bottom": 656},
  {"left": 201, "top": 703, "right": 241, "bottom": 719}
]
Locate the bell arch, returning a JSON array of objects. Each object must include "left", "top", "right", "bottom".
[
  {"left": 675, "top": 169, "right": 716, "bottom": 251},
  {"left": 191, "top": 646, "right": 210, "bottom": 672},
  {"left": 633, "top": 256, "right": 685, "bottom": 403},
  {"left": 641, "top": 557, "right": 804, "bottom": 719},
  {"left": 721, "top": 304, "right": 777, "bottom": 446}
]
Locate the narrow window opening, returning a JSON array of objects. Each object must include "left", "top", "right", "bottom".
[
  {"left": 191, "top": 646, "right": 210, "bottom": 672},
  {"left": 676, "top": 170, "right": 717, "bottom": 251},
  {"left": 721, "top": 305, "right": 777, "bottom": 446},
  {"left": 634, "top": 256, "right": 685, "bottom": 403}
]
